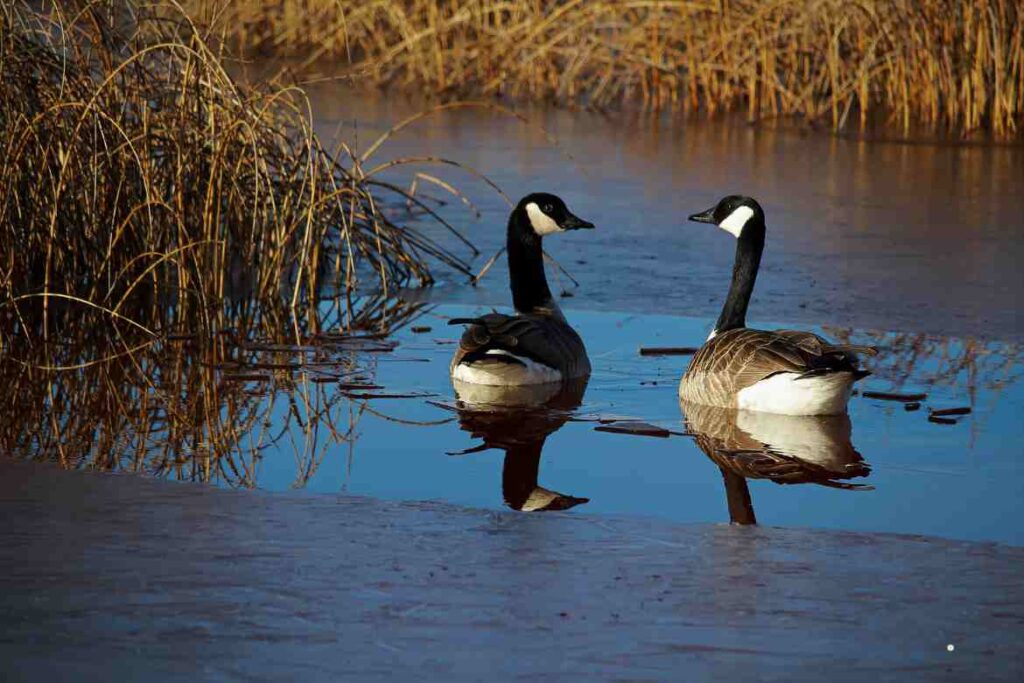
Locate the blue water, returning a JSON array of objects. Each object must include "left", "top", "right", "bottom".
[{"left": 242, "top": 305, "right": 1024, "bottom": 545}]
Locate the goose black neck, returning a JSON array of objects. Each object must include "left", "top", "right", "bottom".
[
  {"left": 507, "top": 210, "right": 554, "bottom": 314},
  {"left": 501, "top": 441, "right": 544, "bottom": 511},
  {"left": 720, "top": 468, "right": 757, "bottom": 525},
  {"left": 715, "top": 223, "right": 764, "bottom": 333}
]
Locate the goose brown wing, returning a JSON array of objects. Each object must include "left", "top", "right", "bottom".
[
  {"left": 774, "top": 329, "right": 877, "bottom": 364},
  {"left": 686, "top": 328, "right": 868, "bottom": 396},
  {"left": 450, "top": 312, "right": 589, "bottom": 376}
]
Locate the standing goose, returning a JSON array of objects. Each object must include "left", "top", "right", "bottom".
[
  {"left": 679, "top": 195, "right": 875, "bottom": 415},
  {"left": 449, "top": 193, "right": 594, "bottom": 386}
]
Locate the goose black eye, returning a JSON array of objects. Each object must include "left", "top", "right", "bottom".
[{"left": 543, "top": 204, "right": 554, "bottom": 213}]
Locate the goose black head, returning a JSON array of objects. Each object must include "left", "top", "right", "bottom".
[
  {"left": 516, "top": 193, "right": 595, "bottom": 237},
  {"left": 688, "top": 195, "right": 765, "bottom": 239}
]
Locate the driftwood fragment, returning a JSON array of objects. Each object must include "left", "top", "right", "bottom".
[
  {"left": 639, "top": 346, "right": 700, "bottom": 357},
  {"left": 929, "top": 406, "right": 971, "bottom": 417},
  {"left": 862, "top": 390, "right": 927, "bottom": 402},
  {"left": 595, "top": 421, "right": 672, "bottom": 438},
  {"left": 343, "top": 392, "right": 437, "bottom": 400}
]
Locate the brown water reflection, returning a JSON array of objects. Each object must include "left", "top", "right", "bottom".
[
  {"left": 448, "top": 378, "right": 590, "bottom": 512},
  {"left": 0, "top": 291, "right": 427, "bottom": 487},
  {"left": 680, "top": 401, "right": 871, "bottom": 526},
  {"left": 298, "top": 85, "right": 1024, "bottom": 341},
  {"left": 827, "top": 327, "right": 1023, "bottom": 400}
]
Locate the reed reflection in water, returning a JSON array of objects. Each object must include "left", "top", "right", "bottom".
[
  {"left": 448, "top": 378, "right": 590, "bottom": 512},
  {"left": 680, "top": 400, "right": 872, "bottom": 526},
  {"left": 0, "top": 289, "right": 430, "bottom": 488},
  {"left": 4, "top": 293, "right": 1023, "bottom": 542}
]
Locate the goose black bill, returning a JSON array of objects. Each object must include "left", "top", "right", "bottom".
[
  {"left": 688, "top": 206, "right": 717, "bottom": 224},
  {"left": 561, "top": 213, "right": 595, "bottom": 230}
]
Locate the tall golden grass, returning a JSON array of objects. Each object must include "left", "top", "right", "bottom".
[
  {"left": 0, "top": 1, "right": 479, "bottom": 474},
  {"left": 0, "top": 0, "right": 475, "bottom": 354},
  {"left": 193, "top": 0, "right": 1023, "bottom": 139}
]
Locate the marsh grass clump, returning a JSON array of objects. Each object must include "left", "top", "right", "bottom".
[
  {"left": 198, "top": 0, "right": 1024, "bottom": 139},
  {"left": 0, "top": 1, "right": 481, "bottom": 473},
  {"left": 0, "top": 0, "right": 473, "bottom": 349}
]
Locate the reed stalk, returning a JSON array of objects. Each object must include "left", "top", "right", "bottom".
[
  {"left": 0, "top": 0, "right": 476, "bottom": 354},
  {"left": 0, "top": 1, "right": 481, "bottom": 474},
  {"left": 191, "top": 0, "right": 1023, "bottom": 139}
]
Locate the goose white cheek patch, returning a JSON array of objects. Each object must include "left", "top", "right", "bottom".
[
  {"left": 719, "top": 206, "right": 754, "bottom": 238},
  {"left": 526, "top": 202, "right": 562, "bottom": 236}
]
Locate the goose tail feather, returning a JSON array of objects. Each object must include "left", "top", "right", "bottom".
[
  {"left": 448, "top": 317, "right": 485, "bottom": 327},
  {"left": 794, "top": 367, "right": 872, "bottom": 381},
  {"left": 836, "top": 344, "right": 879, "bottom": 356}
]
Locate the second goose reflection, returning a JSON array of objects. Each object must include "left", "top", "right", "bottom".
[
  {"left": 680, "top": 401, "right": 872, "bottom": 525},
  {"left": 451, "top": 378, "right": 590, "bottom": 512}
]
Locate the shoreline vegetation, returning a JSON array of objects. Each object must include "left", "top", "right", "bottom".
[
  {"left": 1, "top": 0, "right": 477, "bottom": 346},
  {"left": 188, "top": 0, "right": 1023, "bottom": 140},
  {"left": 0, "top": 0, "right": 479, "bottom": 469}
]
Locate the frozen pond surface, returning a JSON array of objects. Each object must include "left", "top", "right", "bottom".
[{"left": 2, "top": 458, "right": 1022, "bottom": 681}]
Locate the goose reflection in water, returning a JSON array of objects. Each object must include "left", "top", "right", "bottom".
[
  {"left": 451, "top": 378, "right": 589, "bottom": 512},
  {"left": 680, "top": 400, "right": 872, "bottom": 525}
]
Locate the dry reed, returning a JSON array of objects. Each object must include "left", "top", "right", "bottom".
[
  {"left": 193, "top": 0, "right": 1024, "bottom": 139},
  {"left": 0, "top": 0, "right": 475, "bottom": 352},
  {"left": 0, "top": 1, "right": 481, "bottom": 476}
]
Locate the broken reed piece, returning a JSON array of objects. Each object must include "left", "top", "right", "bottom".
[
  {"left": 595, "top": 421, "right": 673, "bottom": 438},
  {"left": 342, "top": 391, "right": 437, "bottom": 400},
  {"left": 311, "top": 378, "right": 379, "bottom": 387},
  {"left": 410, "top": 326, "right": 432, "bottom": 333},
  {"left": 904, "top": 401, "right": 922, "bottom": 411},
  {"left": 639, "top": 346, "right": 700, "bottom": 356},
  {"left": 862, "top": 390, "right": 928, "bottom": 402},
  {"left": 928, "top": 415, "right": 959, "bottom": 425},
  {"left": 241, "top": 342, "right": 319, "bottom": 352},
  {"left": 929, "top": 406, "right": 972, "bottom": 417}
]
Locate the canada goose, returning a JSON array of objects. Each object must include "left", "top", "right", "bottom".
[
  {"left": 451, "top": 378, "right": 590, "bottom": 512},
  {"left": 679, "top": 195, "right": 875, "bottom": 415},
  {"left": 680, "top": 400, "right": 872, "bottom": 524},
  {"left": 449, "top": 193, "right": 594, "bottom": 386}
]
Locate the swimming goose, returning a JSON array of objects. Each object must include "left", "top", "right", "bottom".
[
  {"left": 679, "top": 195, "right": 875, "bottom": 415},
  {"left": 450, "top": 193, "right": 594, "bottom": 386}
]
